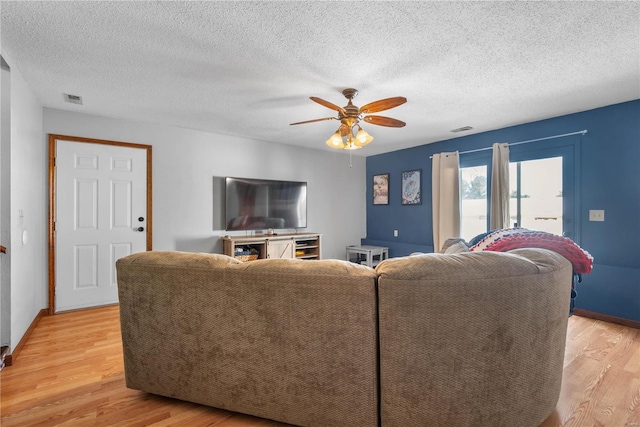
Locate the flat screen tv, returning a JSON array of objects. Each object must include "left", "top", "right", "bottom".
[{"left": 225, "top": 177, "right": 307, "bottom": 231}]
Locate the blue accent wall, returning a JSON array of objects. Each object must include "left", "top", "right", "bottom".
[{"left": 365, "top": 100, "right": 640, "bottom": 321}]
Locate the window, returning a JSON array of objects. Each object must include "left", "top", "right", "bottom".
[
  {"left": 509, "top": 157, "right": 563, "bottom": 235},
  {"left": 460, "top": 142, "right": 576, "bottom": 243},
  {"left": 460, "top": 165, "right": 487, "bottom": 240}
]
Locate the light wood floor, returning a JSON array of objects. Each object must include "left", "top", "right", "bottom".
[{"left": 1, "top": 306, "right": 638, "bottom": 426}]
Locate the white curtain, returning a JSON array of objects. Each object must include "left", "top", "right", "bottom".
[
  {"left": 490, "top": 142, "right": 510, "bottom": 229},
  {"left": 432, "top": 152, "right": 460, "bottom": 252}
]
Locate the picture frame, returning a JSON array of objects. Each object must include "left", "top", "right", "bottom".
[
  {"left": 372, "top": 173, "right": 389, "bottom": 205},
  {"left": 401, "top": 169, "right": 421, "bottom": 205}
]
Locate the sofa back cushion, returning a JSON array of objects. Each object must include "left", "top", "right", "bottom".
[
  {"left": 375, "top": 249, "right": 572, "bottom": 427},
  {"left": 117, "top": 252, "right": 379, "bottom": 427},
  {"left": 376, "top": 248, "right": 567, "bottom": 280}
]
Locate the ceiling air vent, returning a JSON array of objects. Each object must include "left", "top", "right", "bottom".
[
  {"left": 450, "top": 126, "right": 473, "bottom": 133},
  {"left": 64, "top": 93, "right": 83, "bottom": 105}
]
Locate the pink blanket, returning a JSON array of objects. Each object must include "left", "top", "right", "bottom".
[{"left": 470, "top": 228, "right": 593, "bottom": 274}]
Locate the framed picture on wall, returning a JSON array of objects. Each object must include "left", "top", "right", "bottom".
[
  {"left": 373, "top": 173, "right": 389, "bottom": 205},
  {"left": 401, "top": 169, "right": 421, "bottom": 205}
]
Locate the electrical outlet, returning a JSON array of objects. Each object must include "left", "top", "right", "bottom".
[
  {"left": 589, "top": 210, "right": 605, "bottom": 222},
  {"left": 394, "top": 230, "right": 398, "bottom": 237}
]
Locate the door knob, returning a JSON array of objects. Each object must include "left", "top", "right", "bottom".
[
  {"left": 137, "top": 227, "right": 144, "bottom": 232},
  {"left": 138, "top": 217, "right": 144, "bottom": 222}
]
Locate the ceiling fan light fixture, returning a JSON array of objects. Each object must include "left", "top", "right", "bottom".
[
  {"left": 356, "top": 125, "right": 374, "bottom": 146},
  {"left": 345, "top": 139, "right": 362, "bottom": 150},
  {"left": 292, "top": 88, "right": 405, "bottom": 152},
  {"left": 326, "top": 131, "right": 345, "bottom": 149}
]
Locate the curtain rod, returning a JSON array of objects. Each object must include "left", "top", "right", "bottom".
[{"left": 429, "top": 130, "right": 588, "bottom": 158}]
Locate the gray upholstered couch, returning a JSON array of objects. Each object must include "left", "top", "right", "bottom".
[
  {"left": 117, "top": 252, "right": 379, "bottom": 427},
  {"left": 116, "top": 247, "right": 572, "bottom": 427}
]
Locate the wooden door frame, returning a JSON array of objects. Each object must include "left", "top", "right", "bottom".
[{"left": 48, "top": 134, "right": 153, "bottom": 315}]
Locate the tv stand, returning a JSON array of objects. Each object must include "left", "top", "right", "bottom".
[{"left": 222, "top": 233, "right": 322, "bottom": 261}]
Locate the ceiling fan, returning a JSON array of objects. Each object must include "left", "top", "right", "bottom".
[{"left": 290, "top": 88, "right": 407, "bottom": 150}]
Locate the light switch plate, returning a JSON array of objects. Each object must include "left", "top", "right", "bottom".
[{"left": 589, "top": 210, "right": 605, "bottom": 222}]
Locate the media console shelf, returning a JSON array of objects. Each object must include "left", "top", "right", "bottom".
[{"left": 222, "top": 233, "right": 322, "bottom": 261}]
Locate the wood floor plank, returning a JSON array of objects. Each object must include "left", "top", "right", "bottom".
[
  {"left": 1, "top": 306, "right": 637, "bottom": 426},
  {"left": 540, "top": 317, "right": 640, "bottom": 427}
]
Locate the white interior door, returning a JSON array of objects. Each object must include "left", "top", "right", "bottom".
[{"left": 55, "top": 139, "right": 147, "bottom": 312}]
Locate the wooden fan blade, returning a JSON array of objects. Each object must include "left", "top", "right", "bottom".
[
  {"left": 363, "top": 115, "right": 406, "bottom": 127},
  {"left": 360, "top": 97, "right": 407, "bottom": 114},
  {"left": 310, "top": 97, "right": 346, "bottom": 114},
  {"left": 290, "top": 117, "right": 337, "bottom": 126}
]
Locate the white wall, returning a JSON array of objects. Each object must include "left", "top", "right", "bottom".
[
  {"left": 43, "top": 108, "right": 367, "bottom": 260},
  {"left": 6, "top": 55, "right": 47, "bottom": 350},
  {"left": 1, "top": 58, "right": 11, "bottom": 347},
  {"left": 0, "top": 64, "right": 367, "bottom": 353}
]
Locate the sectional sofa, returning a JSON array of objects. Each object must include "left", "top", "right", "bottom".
[{"left": 116, "top": 247, "right": 572, "bottom": 426}]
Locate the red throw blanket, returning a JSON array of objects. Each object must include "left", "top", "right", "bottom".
[{"left": 470, "top": 229, "right": 594, "bottom": 274}]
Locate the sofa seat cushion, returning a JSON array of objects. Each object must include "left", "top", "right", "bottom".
[{"left": 231, "top": 257, "right": 376, "bottom": 277}]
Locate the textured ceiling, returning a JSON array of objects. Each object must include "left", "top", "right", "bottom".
[{"left": 1, "top": 1, "right": 639, "bottom": 156}]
